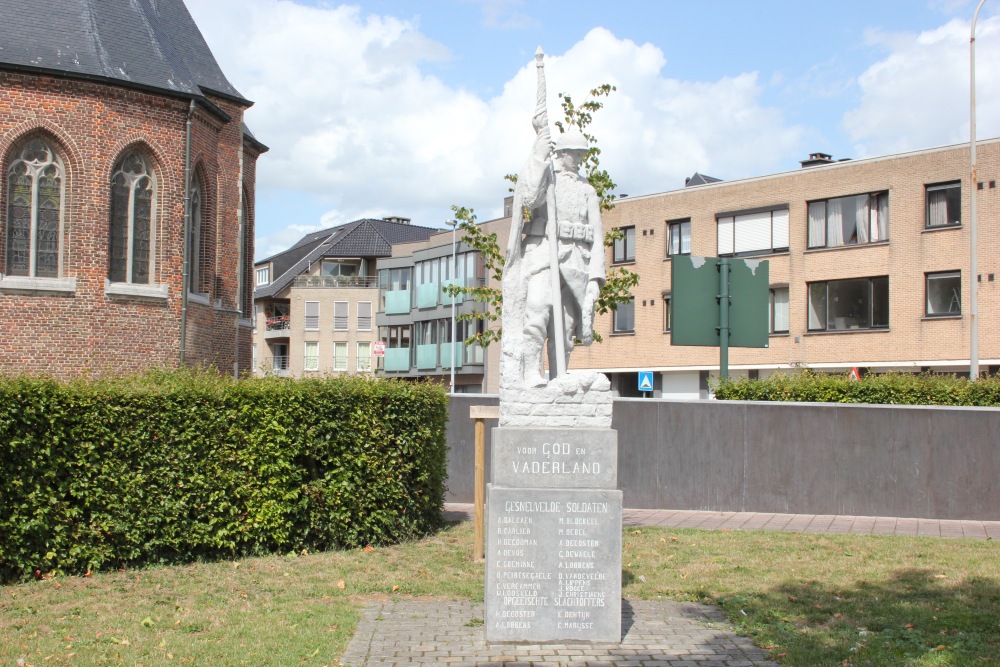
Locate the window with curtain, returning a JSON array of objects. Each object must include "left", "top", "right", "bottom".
[
  {"left": 926, "top": 182, "right": 961, "bottom": 227},
  {"left": 5, "top": 138, "right": 64, "bottom": 278},
  {"left": 613, "top": 226, "right": 635, "bottom": 263},
  {"left": 807, "top": 191, "right": 889, "bottom": 248},
  {"left": 357, "top": 342, "right": 372, "bottom": 371},
  {"left": 666, "top": 220, "right": 690, "bottom": 257},
  {"left": 109, "top": 151, "right": 155, "bottom": 284},
  {"left": 612, "top": 297, "right": 635, "bottom": 333},
  {"left": 716, "top": 206, "right": 789, "bottom": 256},
  {"left": 925, "top": 271, "right": 961, "bottom": 316},
  {"left": 304, "top": 341, "right": 319, "bottom": 371},
  {"left": 807, "top": 276, "right": 888, "bottom": 331},
  {"left": 333, "top": 342, "right": 348, "bottom": 371},
  {"left": 770, "top": 287, "right": 789, "bottom": 334}
]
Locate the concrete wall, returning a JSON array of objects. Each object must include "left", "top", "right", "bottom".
[{"left": 446, "top": 395, "right": 1000, "bottom": 520}]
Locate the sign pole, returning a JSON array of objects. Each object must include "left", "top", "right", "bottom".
[{"left": 718, "top": 258, "right": 730, "bottom": 380}]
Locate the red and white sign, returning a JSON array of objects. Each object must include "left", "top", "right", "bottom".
[{"left": 373, "top": 341, "right": 386, "bottom": 357}]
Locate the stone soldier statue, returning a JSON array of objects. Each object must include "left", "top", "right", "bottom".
[{"left": 505, "top": 49, "right": 605, "bottom": 387}]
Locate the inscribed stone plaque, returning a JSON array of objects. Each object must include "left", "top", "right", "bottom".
[
  {"left": 492, "top": 427, "right": 617, "bottom": 489},
  {"left": 485, "top": 485, "right": 622, "bottom": 643}
]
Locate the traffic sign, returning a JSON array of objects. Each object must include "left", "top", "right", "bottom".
[{"left": 638, "top": 371, "right": 654, "bottom": 393}]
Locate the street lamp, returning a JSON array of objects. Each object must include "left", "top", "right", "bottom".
[
  {"left": 445, "top": 219, "right": 459, "bottom": 394},
  {"left": 970, "top": 0, "right": 988, "bottom": 379}
]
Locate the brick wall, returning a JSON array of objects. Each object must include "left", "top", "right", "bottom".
[{"left": 0, "top": 72, "right": 260, "bottom": 377}]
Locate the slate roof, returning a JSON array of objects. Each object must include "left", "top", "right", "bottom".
[
  {"left": 254, "top": 219, "right": 438, "bottom": 299},
  {"left": 684, "top": 172, "right": 723, "bottom": 187},
  {"left": 0, "top": 0, "right": 248, "bottom": 104}
]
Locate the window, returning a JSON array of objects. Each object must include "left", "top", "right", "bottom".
[
  {"left": 5, "top": 138, "right": 64, "bottom": 277},
  {"left": 717, "top": 206, "right": 789, "bottom": 256},
  {"left": 253, "top": 304, "right": 258, "bottom": 332},
  {"left": 662, "top": 294, "right": 671, "bottom": 332},
  {"left": 109, "top": 150, "right": 155, "bottom": 284},
  {"left": 252, "top": 343, "right": 257, "bottom": 372},
  {"left": 304, "top": 341, "right": 319, "bottom": 371},
  {"left": 666, "top": 220, "right": 690, "bottom": 257},
  {"left": 357, "top": 301, "right": 372, "bottom": 331},
  {"left": 926, "top": 182, "right": 961, "bottom": 227},
  {"left": 807, "top": 192, "right": 889, "bottom": 248},
  {"left": 272, "top": 343, "right": 288, "bottom": 370},
  {"left": 333, "top": 342, "right": 348, "bottom": 371},
  {"left": 357, "top": 342, "right": 371, "bottom": 371},
  {"left": 926, "top": 271, "right": 961, "bottom": 316},
  {"left": 304, "top": 301, "right": 319, "bottom": 330},
  {"left": 808, "top": 276, "right": 888, "bottom": 331},
  {"left": 188, "top": 176, "right": 202, "bottom": 293},
  {"left": 613, "top": 226, "right": 635, "bottom": 263},
  {"left": 256, "top": 266, "right": 270, "bottom": 285},
  {"left": 333, "top": 301, "right": 348, "bottom": 331},
  {"left": 612, "top": 298, "right": 635, "bottom": 333},
  {"left": 321, "top": 260, "right": 358, "bottom": 278},
  {"left": 770, "top": 287, "right": 789, "bottom": 334}
]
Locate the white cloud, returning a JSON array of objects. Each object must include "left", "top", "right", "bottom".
[
  {"left": 187, "top": 1, "right": 806, "bottom": 248},
  {"left": 843, "top": 16, "right": 1000, "bottom": 156}
]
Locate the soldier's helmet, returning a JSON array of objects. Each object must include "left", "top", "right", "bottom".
[{"left": 553, "top": 129, "right": 589, "bottom": 152}]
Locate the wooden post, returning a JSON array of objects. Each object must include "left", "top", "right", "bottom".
[{"left": 470, "top": 405, "right": 499, "bottom": 561}]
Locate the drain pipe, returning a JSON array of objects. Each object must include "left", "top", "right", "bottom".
[
  {"left": 180, "top": 99, "right": 195, "bottom": 365},
  {"left": 234, "top": 142, "right": 245, "bottom": 378}
]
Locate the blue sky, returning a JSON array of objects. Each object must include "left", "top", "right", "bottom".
[{"left": 186, "top": 0, "right": 1000, "bottom": 259}]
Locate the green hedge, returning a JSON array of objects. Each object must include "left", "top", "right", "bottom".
[
  {"left": 0, "top": 371, "right": 448, "bottom": 581},
  {"left": 714, "top": 370, "right": 1000, "bottom": 406}
]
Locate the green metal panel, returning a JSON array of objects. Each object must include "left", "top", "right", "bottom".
[
  {"left": 417, "top": 282, "right": 440, "bottom": 309},
  {"left": 671, "top": 255, "right": 769, "bottom": 349},
  {"left": 385, "top": 290, "right": 411, "bottom": 315},
  {"left": 416, "top": 343, "right": 438, "bottom": 370},
  {"left": 671, "top": 255, "right": 722, "bottom": 347},
  {"left": 728, "top": 258, "right": 770, "bottom": 348},
  {"left": 440, "top": 342, "right": 464, "bottom": 369},
  {"left": 384, "top": 347, "right": 410, "bottom": 372}
]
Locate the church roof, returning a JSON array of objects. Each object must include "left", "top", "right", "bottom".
[{"left": 0, "top": 0, "right": 248, "bottom": 104}]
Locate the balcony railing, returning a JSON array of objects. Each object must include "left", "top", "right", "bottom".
[
  {"left": 293, "top": 275, "right": 378, "bottom": 288},
  {"left": 266, "top": 316, "right": 290, "bottom": 331}
]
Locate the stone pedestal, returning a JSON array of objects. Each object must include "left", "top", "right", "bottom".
[{"left": 485, "top": 427, "right": 622, "bottom": 643}]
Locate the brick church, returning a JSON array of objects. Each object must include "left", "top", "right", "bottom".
[{"left": 0, "top": 0, "right": 267, "bottom": 377}]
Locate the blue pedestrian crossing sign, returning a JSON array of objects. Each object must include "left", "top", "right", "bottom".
[{"left": 638, "top": 371, "right": 654, "bottom": 393}]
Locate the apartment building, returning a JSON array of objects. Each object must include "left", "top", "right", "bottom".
[
  {"left": 375, "top": 230, "right": 495, "bottom": 392},
  {"left": 381, "top": 139, "right": 999, "bottom": 398},
  {"left": 252, "top": 217, "right": 437, "bottom": 376}
]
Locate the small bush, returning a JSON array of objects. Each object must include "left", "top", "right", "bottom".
[
  {"left": 0, "top": 370, "right": 447, "bottom": 581},
  {"left": 714, "top": 370, "right": 1000, "bottom": 406}
]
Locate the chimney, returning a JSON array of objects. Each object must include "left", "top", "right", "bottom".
[
  {"left": 384, "top": 216, "right": 411, "bottom": 225},
  {"left": 800, "top": 152, "right": 834, "bottom": 168}
]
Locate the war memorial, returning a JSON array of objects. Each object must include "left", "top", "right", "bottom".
[{"left": 484, "top": 48, "right": 623, "bottom": 644}]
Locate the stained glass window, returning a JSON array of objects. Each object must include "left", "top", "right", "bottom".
[
  {"left": 5, "top": 139, "right": 63, "bottom": 277},
  {"left": 108, "top": 151, "right": 155, "bottom": 284}
]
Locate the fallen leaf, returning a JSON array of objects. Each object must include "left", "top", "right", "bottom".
[
  {"left": 834, "top": 613, "right": 843, "bottom": 618},
  {"left": 337, "top": 580, "right": 345, "bottom": 589},
  {"left": 391, "top": 585, "right": 399, "bottom": 592},
  {"left": 788, "top": 596, "right": 799, "bottom": 602},
  {"left": 363, "top": 545, "right": 375, "bottom": 552},
  {"left": 904, "top": 623, "right": 914, "bottom": 629}
]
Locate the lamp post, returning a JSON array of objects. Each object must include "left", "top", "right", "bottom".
[
  {"left": 970, "top": 0, "right": 988, "bottom": 379},
  {"left": 445, "top": 219, "right": 458, "bottom": 394}
]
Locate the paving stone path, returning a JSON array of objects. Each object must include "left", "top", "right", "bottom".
[{"left": 341, "top": 600, "right": 777, "bottom": 667}]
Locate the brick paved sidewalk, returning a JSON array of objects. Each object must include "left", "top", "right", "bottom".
[
  {"left": 341, "top": 599, "right": 778, "bottom": 667},
  {"left": 445, "top": 504, "right": 1000, "bottom": 539}
]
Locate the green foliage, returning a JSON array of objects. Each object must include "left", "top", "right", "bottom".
[
  {"left": 713, "top": 370, "right": 1000, "bottom": 406},
  {"left": 0, "top": 370, "right": 448, "bottom": 581},
  {"left": 556, "top": 84, "right": 618, "bottom": 212}
]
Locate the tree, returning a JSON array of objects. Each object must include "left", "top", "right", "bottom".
[{"left": 446, "top": 84, "right": 638, "bottom": 346}]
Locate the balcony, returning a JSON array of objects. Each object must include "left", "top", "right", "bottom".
[
  {"left": 440, "top": 342, "right": 464, "bottom": 370},
  {"left": 384, "top": 290, "right": 411, "bottom": 315},
  {"left": 416, "top": 344, "right": 438, "bottom": 370},
  {"left": 264, "top": 316, "right": 290, "bottom": 339},
  {"left": 416, "top": 282, "right": 439, "bottom": 309},
  {"left": 293, "top": 275, "right": 378, "bottom": 288},
  {"left": 267, "top": 355, "right": 289, "bottom": 377},
  {"left": 384, "top": 347, "right": 411, "bottom": 372}
]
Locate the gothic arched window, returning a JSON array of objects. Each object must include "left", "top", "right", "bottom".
[
  {"left": 109, "top": 151, "right": 155, "bottom": 284},
  {"left": 188, "top": 177, "right": 202, "bottom": 293},
  {"left": 6, "top": 138, "right": 64, "bottom": 277}
]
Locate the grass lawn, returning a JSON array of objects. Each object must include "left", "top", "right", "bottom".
[{"left": 2, "top": 521, "right": 998, "bottom": 666}]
